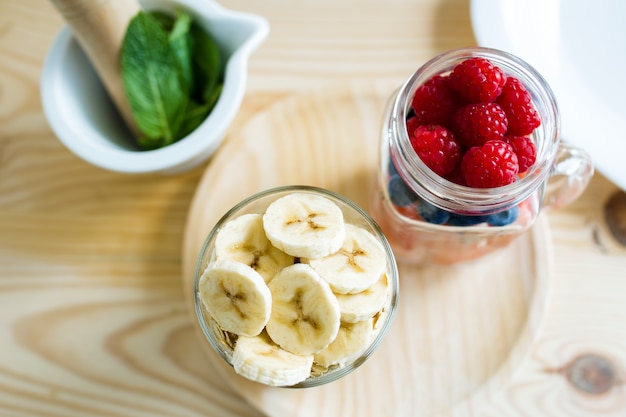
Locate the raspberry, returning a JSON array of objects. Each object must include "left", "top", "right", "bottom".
[
  {"left": 410, "top": 124, "right": 461, "bottom": 176},
  {"left": 505, "top": 135, "right": 536, "bottom": 173},
  {"left": 395, "top": 205, "right": 421, "bottom": 221},
  {"left": 452, "top": 103, "right": 508, "bottom": 148},
  {"left": 411, "top": 75, "right": 459, "bottom": 125},
  {"left": 443, "top": 164, "right": 467, "bottom": 186},
  {"left": 448, "top": 57, "right": 506, "bottom": 103},
  {"left": 461, "top": 140, "right": 519, "bottom": 188},
  {"left": 406, "top": 116, "right": 420, "bottom": 138},
  {"left": 496, "top": 77, "right": 541, "bottom": 135}
]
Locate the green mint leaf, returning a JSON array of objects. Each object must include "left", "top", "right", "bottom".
[
  {"left": 176, "top": 100, "right": 211, "bottom": 140},
  {"left": 137, "top": 134, "right": 165, "bottom": 151},
  {"left": 189, "top": 23, "right": 222, "bottom": 103},
  {"left": 176, "top": 83, "right": 223, "bottom": 140},
  {"left": 121, "top": 11, "right": 188, "bottom": 147},
  {"left": 149, "top": 11, "right": 175, "bottom": 30},
  {"left": 168, "top": 11, "right": 193, "bottom": 93}
]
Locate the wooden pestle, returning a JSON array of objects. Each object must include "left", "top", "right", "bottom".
[{"left": 49, "top": 0, "right": 142, "bottom": 138}]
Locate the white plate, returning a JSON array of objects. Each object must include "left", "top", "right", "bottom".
[{"left": 471, "top": 0, "right": 626, "bottom": 191}]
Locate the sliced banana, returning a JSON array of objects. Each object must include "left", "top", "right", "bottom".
[
  {"left": 335, "top": 273, "right": 389, "bottom": 323},
  {"left": 266, "top": 263, "right": 341, "bottom": 356},
  {"left": 198, "top": 259, "right": 272, "bottom": 337},
  {"left": 232, "top": 332, "right": 314, "bottom": 387},
  {"left": 314, "top": 318, "right": 375, "bottom": 368},
  {"left": 262, "top": 193, "right": 346, "bottom": 259},
  {"left": 372, "top": 308, "right": 388, "bottom": 335},
  {"left": 215, "top": 213, "right": 294, "bottom": 283},
  {"left": 308, "top": 223, "right": 387, "bottom": 294}
]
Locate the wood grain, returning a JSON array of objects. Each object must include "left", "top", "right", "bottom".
[{"left": 1, "top": 0, "right": 626, "bottom": 416}]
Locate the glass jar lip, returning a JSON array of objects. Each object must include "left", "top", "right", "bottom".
[
  {"left": 192, "top": 184, "right": 400, "bottom": 388},
  {"left": 391, "top": 47, "right": 561, "bottom": 214}
]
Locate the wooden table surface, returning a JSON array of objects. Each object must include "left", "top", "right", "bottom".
[{"left": 1, "top": 1, "right": 625, "bottom": 416}]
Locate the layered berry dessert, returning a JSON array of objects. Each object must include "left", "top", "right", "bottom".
[
  {"left": 389, "top": 56, "right": 540, "bottom": 223},
  {"left": 373, "top": 54, "right": 545, "bottom": 264}
]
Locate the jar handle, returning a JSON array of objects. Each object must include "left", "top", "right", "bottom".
[{"left": 543, "top": 142, "right": 594, "bottom": 211}]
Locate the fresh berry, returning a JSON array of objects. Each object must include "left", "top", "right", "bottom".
[
  {"left": 448, "top": 57, "right": 506, "bottom": 103},
  {"left": 395, "top": 204, "right": 421, "bottom": 221},
  {"left": 452, "top": 103, "right": 508, "bottom": 148},
  {"left": 447, "top": 213, "right": 489, "bottom": 226},
  {"left": 403, "top": 56, "right": 541, "bottom": 194},
  {"left": 411, "top": 75, "right": 459, "bottom": 125},
  {"left": 443, "top": 164, "right": 467, "bottom": 186},
  {"left": 406, "top": 116, "right": 420, "bottom": 138},
  {"left": 496, "top": 77, "right": 541, "bottom": 135},
  {"left": 461, "top": 140, "right": 519, "bottom": 188},
  {"left": 416, "top": 198, "right": 450, "bottom": 224},
  {"left": 388, "top": 174, "right": 418, "bottom": 206},
  {"left": 410, "top": 124, "right": 461, "bottom": 176},
  {"left": 505, "top": 135, "right": 536, "bottom": 174},
  {"left": 387, "top": 159, "right": 399, "bottom": 177},
  {"left": 486, "top": 206, "right": 519, "bottom": 226}
]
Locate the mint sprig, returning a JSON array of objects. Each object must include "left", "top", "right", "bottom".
[{"left": 121, "top": 11, "right": 223, "bottom": 150}]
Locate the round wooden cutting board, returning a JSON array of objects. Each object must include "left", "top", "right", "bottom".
[{"left": 182, "top": 82, "right": 554, "bottom": 417}]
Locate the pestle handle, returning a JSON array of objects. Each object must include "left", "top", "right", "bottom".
[{"left": 49, "top": 0, "right": 141, "bottom": 138}]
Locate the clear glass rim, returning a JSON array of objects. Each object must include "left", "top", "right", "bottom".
[
  {"left": 390, "top": 47, "right": 561, "bottom": 214},
  {"left": 192, "top": 184, "right": 400, "bottom": 388}
]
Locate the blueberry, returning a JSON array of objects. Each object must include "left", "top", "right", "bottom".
[
  {"left": 447, "top": 213, "right": 489, "bottom": 226},
  {"left": 417, "top": 199, "right": 450, "bottom": 224},
  {"left": 387, "top": 159, "right": 399, "bottom": 177},
  {"left": 486, "top": 206, "right": 519, "bottom": 226},
  {"left": 387, "top": 175, "right": 418, "bottom": 206}
]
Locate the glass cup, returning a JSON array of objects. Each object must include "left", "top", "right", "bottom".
[
  {"left": 193, "top": 185, "right": 399, "bottom": 387},
  {"left": 370, "top": 47, "right": 594, "bottom": 266}
]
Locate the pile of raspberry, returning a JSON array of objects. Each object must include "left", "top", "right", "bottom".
[{"left": 408, "top": 56, "right": 540, "bottom": 188}]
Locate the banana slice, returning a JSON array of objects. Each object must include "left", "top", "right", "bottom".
[
  {"left": 335, "top": 273, "right": 389, "bottom": 323},
  {"left": 215, "top": 213, "right": 294, "bottom": 283},
  {"left": 198, "top": 259, "right": 272, "bottom": 337},
  {"left": 262, "top": 193, "right": 345, "bottom": 259},
  {"left": 372, "top": 308, "right": 388, "bottom": 335},
  {"left": 308, "top": 224, "right": 387, "bottom": 294},
  {"left": 314, "top": 318, "right": 375, "bottom": 368},
  {"left": 233, "top": 332, "right": 314, "bottom": 387},
  {"left": 266, "top": 263, "right": 341, "bottom": 355}
]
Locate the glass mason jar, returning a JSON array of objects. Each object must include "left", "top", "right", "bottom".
[
  {"left": 193, "top": 185, "right": 399, "bottom": 388},
  {"left": 370, "top": 47, "right": 594, "bottom": 266}
]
